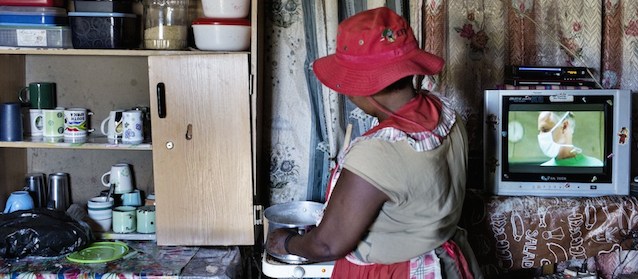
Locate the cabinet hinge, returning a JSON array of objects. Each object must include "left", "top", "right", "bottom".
[{"left": 253, "top": 204, "right": 264, "bottom": 225}]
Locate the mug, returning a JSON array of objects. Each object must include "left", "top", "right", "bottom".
[
  {"left": 0, "top": 102, "right": 23, "bottom": 141},
  {"left": 28, "top": 109, "right": 44, "bottom": 138},
  {"left": 122, "top": 110, "right": 144, "bottom": 144},
  {"left": 112, "top": 206, "right": 136, "bottom": 233},
  {"left": 101, "top": 163, "right": 134, "bottom": 194},
  {"left": 136, "top": 205, "right": 156, "bottom": 233},
  {"left": 42, "top": 107, "right": 65, "bottom": 140},
  {"left": 121, "top": 189, "right": 142, "bottom": 206},
  {"left": 64, "top": 108, "right": 94, "bottom": 140},
  {"left": 18, "top": 82, "right": 56, "bottom": 109},
  {"left": 100, "top": 110, "right": 124, "bottom": 142},
  {"left": 4, "top": 191, "right": 35, "bottom": 213}
]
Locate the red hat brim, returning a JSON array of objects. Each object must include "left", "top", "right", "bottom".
[{"left": 312, "top": 47, "right": 445, "bottom": 96}]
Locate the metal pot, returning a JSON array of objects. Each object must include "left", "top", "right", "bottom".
[{"left": 263, "top": 201, "right": 323, "bottom": 264}]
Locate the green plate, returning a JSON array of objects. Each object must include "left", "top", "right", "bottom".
[{"left": 66, "top": 241, "right": 129, "bottom": 264}]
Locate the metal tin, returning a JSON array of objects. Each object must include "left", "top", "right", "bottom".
[
  {"left": 25, "top": 172, "right": 47, "bottom": 208},
  {"left": 47, "top": 172, "right": 70, "bottom": 210}
]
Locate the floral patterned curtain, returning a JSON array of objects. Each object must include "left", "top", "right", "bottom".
[{"left": 264, "top": 0, "right": 638, "bottom": 205}]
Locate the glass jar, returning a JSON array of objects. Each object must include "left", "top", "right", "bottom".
[{"left": 143, "top": 0, "right": 188, "bottom": 50}]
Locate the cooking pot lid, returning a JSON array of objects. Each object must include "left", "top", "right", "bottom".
[{"left": 264, "top": 201, "right": 323, "bottom": 225}]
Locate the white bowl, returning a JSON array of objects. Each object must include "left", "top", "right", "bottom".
[
  {"left": 192, "top": 18, "right": 250, "bottom": 51},
  {"left": 88, "top": 196, "right": 114, "bottom": 209},
  {"left": 88, "top": 208, "right": 112, "bottom": 219},
  {"left": 87, "top": 216, "right": 112, "bottom": 232},
  {"left": 201, "top": 0, "right": 250, "bottom": 19}
]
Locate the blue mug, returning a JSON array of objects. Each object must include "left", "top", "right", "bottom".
[
  {"left": 120, "top": 189, "right": 142, "bottom": 207},
  {"left": 4, "top": 191, "right": 35, "bottom": 213}
]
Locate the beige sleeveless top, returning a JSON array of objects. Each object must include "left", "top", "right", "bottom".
[{"left": 342, "top": 117, "right": 468, "bottom": 264}]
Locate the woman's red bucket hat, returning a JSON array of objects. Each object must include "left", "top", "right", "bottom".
[{"left": 313, "top": 7, "right": 445, "bottom": 96}]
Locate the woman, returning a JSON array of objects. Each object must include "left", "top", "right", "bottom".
[{"left": 266, "top": 7, "right": 482, "bottom": 278}]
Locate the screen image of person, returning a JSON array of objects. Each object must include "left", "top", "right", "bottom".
[{"left": 537, "top": 111, "right": 604, "bottom": 167}]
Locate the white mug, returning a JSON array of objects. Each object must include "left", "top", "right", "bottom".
[
  {"left": 29, "top": 109, "right": 44, "bottom": 138},
  {"left": 122, "top": 110, "right": 144, "bottom": 144},
  {"left": 42, "top": 107, "right": 65, "bottom": 141},
  {"left": 100, "top": 110, "right": 124, "bottom": 142},
  {"left": 64, "top": 108, "right": 94, "bottom": 140},
  {"left": 101, "top": 163, "right": 133, "bottom": 194}
]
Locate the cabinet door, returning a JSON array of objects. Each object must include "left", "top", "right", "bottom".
[{"left": 148, "top": 54, "right": 254, "bottom": 246}]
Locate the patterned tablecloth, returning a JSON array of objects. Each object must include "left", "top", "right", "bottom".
[{"left": 0, "top": 241, "right": 242, "bottom": 279}]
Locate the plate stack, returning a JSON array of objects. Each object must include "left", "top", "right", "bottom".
[
  {"left": 0, "top": 0, "right": 72, "bottom": 48},
  {"left": 68, "top": 0, "right": 140, "bottom": 49},
  {"left": 192, "top": 0, "right": 251, "bottom": 51}
]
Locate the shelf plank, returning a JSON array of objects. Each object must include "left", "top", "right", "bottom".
[
  {"left": 0, "top": 137, "right": 152, "bottom": 150},
  {"left": 95, "top": 231, "right": 157, "bottom": 241},
  {"left": 0, "top": 47, "right": 249, "bottom": 56}
]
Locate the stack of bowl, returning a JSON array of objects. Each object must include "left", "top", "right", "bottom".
[
  {"left": 87, "top": 196, "right": 114, "bottom": 232},
  {"left": 192, "top": 0, "right": 251, "bottom": 51}
]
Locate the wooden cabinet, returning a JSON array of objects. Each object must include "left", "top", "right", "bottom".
[
  {"left": 148, "top": 54, "right": 255, "bottom": 245},
  {"left": 0, "top": 2, "right": 263, "bottom": 247}
]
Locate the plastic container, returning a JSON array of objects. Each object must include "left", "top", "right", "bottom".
[
  {"left": 68, "top": 12, "right": 140, "bottom": 49},
  {"left": 0, "top": 0, "right": 65, "bottom": 7},
  {"left": 0, "top": 25, "right": 72, "bottom": 47},
  {"left": 142, "top": 0, "right": 188, "bottom": 50},
  {"left": 192, "top": 17, "right": 250, "bottom": 51},
  {"left": 74, "top": 0, "right": 133, "bottom": 13},
  {"left": 200, "top": 0, "right": 249, "bottom": 19},
  {"left": 0, "top": 6, "right": 68, "bottom": 26}
]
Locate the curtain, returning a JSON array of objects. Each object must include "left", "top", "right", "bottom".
[{"left": 264, "top": 0, "right": 638, "bottom": 205}]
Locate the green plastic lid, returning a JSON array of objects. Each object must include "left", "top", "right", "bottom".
[{"left": 66, "top": 241, "right": 129, "bottom": 264}]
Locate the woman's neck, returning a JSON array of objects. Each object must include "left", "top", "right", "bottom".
[{"left": 370, "top": 87, "right": 417, "bottom": 121}]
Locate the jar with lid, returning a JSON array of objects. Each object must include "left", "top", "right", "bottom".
[{"left": 143, "top": 0, "right": 189, "bottom": 50}]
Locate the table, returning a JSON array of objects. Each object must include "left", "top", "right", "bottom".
[{"left": 0, "top": 241, "right": 242, "bottom": 279}]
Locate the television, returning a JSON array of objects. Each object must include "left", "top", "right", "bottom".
[{"left": 484, "top": 89, "right": 633, "bottom": 197}]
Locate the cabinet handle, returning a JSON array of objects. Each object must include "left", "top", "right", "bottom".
[
  {"left": 185, "top": 124, "right": 192, "bottom": 140},
  {"left": 156, "top": 82, "right": 167, "bottom": 119}
]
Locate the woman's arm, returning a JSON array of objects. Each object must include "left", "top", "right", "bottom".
[{"left": 266, "top": 168, "right": 389, "bottom": 262}]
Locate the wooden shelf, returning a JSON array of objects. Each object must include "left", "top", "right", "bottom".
[
  {"left": 0, "top": 137, "right": 152, "bottom": 150},
  {"left": 95, "top": 231, "right": 156, "bottom": 241},
  {"left": 0, "top": 47, "right": 249, "bottom": 56}
]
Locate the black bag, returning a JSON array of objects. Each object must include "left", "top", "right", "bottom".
[{"left": 0, "top": 208, "right": 92, "bottom": 258}]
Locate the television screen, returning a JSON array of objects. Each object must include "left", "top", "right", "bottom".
[{"left": 484, "top": 90, "right": 632, "bottom": 197}]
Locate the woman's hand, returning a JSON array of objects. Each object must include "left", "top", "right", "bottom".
[{"left": 266, "top": 228, "right": 295, "bottom": 256}]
